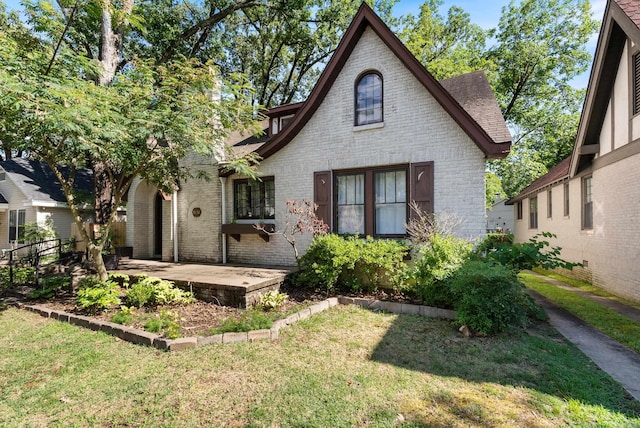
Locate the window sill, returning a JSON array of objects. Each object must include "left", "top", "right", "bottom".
[
  {"left": 353, "top": 122, "right": 384, "bottom": 132},
  {"left": 221, "top": 223, "right": 275, "bottom": 242}
]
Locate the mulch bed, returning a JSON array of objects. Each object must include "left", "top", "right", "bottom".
[{"left": 9, "top": 284, "right": 421, "bottom": 337}]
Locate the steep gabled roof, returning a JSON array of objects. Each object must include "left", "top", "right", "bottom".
[
  {"left": 508, "top": 156, "right": 571, "bottom": 203},
  {"left": 237, "top": 2, "right": 510, "bottom": 168},
  {"left": 1, "top": 158, "right": 93, "bottom": 205},
  {"left": 440, "top": 71, "right": 512, "bottom": 144},
  {"left": 570, "top": 0, "right": 640, "bottom": 175}
]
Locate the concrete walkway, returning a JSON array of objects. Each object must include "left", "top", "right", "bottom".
[{"left": 526, "top": 271, "right": 640, "bottom": 402}]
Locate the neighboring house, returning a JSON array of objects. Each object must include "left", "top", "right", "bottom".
[
  {"left": 0, "top": 158, "right": 93, "bottom": 248},
  {"left": 486, "top": 198, "right": 514, "bottom": 233},
  {"left": 126, "top": 3, "right": 511, "bottom": 266},
  {"left": 509, "top": 0, "right": 640, "bottom": 302}
]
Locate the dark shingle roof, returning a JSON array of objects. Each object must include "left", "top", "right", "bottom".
[
  {"left": 440, "top": 71, "right": 512, "bottom": 145},
  {"left": 616, "top": 0, "right": 640, "bottom": 28},
  {"left": 1, "top": 158, "right": 93, "bottom": 204},
  {"left": 509, "top": 156, "right": 571, "bottom": 203}
]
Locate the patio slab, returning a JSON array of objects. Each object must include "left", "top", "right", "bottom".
[{"left": 112, "top": 259, "right": 294, "bottom": 308}]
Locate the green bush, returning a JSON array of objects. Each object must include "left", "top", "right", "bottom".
[
  {"left": 27, "top": 275, "right": 71, "bottom": 299},
  {"left": 257, "top": 290, "right": 288, "bottom": 311},
  {"left": 410, "top": 233, "right": 473, "bottom": 307},
  {"left": 483, "top": 232, "right": 580, "bottom": 272},
  {"left": 76, "top": 280, "right": 121, "bottom": 313},
  {"left": 108, "top": 272, "right": 130, "bottom": 288},
  {"left": 0, "top": 266, "right": 36, "bottom": 287},
  {"left": 445, "top": 261, "right": 540, "bottom": 335},
  {"left": 77, "top": 276, "right": 103, "bottom": 289},
  {"left": 126, "top": 281, "right": 155, "bottom": 308},
  {"left": 296, "top": 234, "right": 408, "bottom": 292},
  {"left": 475, "top": 233, "right": 513, "bottom": 253},
  {"left": 126, "top": 276, "right": 195, "bottom": 308}
]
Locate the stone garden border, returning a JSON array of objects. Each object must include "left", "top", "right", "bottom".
[{"left": 16, "top": 297, "right": 456, "bottom": 352}]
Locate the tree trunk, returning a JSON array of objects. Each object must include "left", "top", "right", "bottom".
[
  {"left": 92, "top": 160, "right": 113, "bottom": 225},
  {"left": 89, "top": 243, "right": 108, "bottom": 282}
]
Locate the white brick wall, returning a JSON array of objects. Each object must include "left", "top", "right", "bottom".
[
  {"left": 176, "top": 153, "right": 222, "bottom": 263},
  {"left": 514, "top": 151, "right": 640, "bottom": 302},
  {"left": 224, "top": 27, "right": 488, "bottom": 266}
]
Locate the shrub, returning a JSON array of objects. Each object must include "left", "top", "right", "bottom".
[
  {"left": 27, "top": 275, "right": 71, "bottom": 299},
  {"left": 296, "top": 234, "right": 408, "bottom": 292},
  {"left": 475, "top": 233, "right": 513, "bottom": 254},
  {"left": 484, "top": 232, "right": 580, "bottom": 272},
  {"left": 257, "top": 290, "right": 288, "bottom": 311},
  {"left": 410, "top": 233, "right": 472, "bottom": 307},
  {"left": 126, "top": 276, "right": 195, "bottom": 307},
  {"left": 77, "top": 276, "right": 103, "bottom": 289},
  {"left": 0, "top": 267, "right": 36, "bottom": 287},
  {"left": 76, "top": 280, "right": 121, "bottom": 313},
  {"left": 108, "top": 272, "right": 130, "bottom": 288},
  {"left": 445, "top": 261, "right": 540, "bottom": 335},
  {"left": 126, "top": 281, "right": 155, "bottom": 308}
]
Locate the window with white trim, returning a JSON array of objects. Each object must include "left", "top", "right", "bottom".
[{"left": 9, "top": 209, "right": 25, "bottom": 243}]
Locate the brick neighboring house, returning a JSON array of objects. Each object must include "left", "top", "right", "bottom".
[
  {"left": 126, "top": 3, "right": 511, "bottom": 266},
  {"left": 509, "top": 0, "right": 640, "bottom": 302},
  {"left": 0, "top": 158, "right": 93, "bottom": 248}
]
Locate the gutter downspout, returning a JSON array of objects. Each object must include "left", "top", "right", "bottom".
[
  {"left": 173, "top": 190, "right": 178, "bottom": 262},
  {"left": 219, "top": 176, "right": 227, "bottom": 264}
]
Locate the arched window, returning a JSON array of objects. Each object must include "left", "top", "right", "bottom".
[{"left": 355, "top": 72, "right": 383, "bottom": 126}]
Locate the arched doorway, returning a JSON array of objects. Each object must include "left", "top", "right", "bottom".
[{"left": 154, "top": 192, "right": 163, "bottom": 257}]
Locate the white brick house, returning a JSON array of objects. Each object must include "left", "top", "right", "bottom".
[
  {"left": 510, "top": 0, "right": 640, "bottom": 302},
  {"left": 126, "top": 3, "right": 511, "bottom": 266}
]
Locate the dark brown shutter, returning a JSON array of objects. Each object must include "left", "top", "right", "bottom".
[
  {"left": 635, "top": 53, "right": 640, "bottom": 115},
  {"left": 314, "top": 171, "right": 331, "bottom": 227},
  {"left": 410, "top": 162, "right": 434, "bottom": 217}
]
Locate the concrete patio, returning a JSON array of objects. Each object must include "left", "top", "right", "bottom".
[{"left": 111, "top": 259, "right": 294, "bottom": 308}]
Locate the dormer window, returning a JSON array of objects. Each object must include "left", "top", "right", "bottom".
[
  {"left": 270, "top": 114, "right": 294, "bottom": 135},
  {"left": 355, "top": 72, "right": 383, "bottom": 126}
]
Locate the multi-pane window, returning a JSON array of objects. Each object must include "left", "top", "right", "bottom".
[
  {"left": 355, "top": 72, "right": 383, "bottom": 126},
  {"left": 335, "top": 167, "right": 408, "bottom": 237},
  {"left": 529, "top": 197, "right": 538, "bottom": 229},
  {"left": 9, "top": 209, "right": 25, "bottom": 243},
  {"left": 564, "top": 182, "right": 570, "bottom": 216},
  {"left": 375, "top": 170, "right": 407, "bottom": 235},
  {"left": 337, "top": 173, "right": 365, "bottom": 234},
  {"left": 547, "top": 189, "right": 553, "bottom": 218},
  {"left": 582, "top": 176, "right": 593, "bottom": 229},
  {"left": 234, "top": 177, "right": 275, "bottom": 220}
]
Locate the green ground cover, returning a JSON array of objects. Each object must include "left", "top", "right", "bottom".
[{"left": 1, "top": 303, "right": 639, "bottom": 427}]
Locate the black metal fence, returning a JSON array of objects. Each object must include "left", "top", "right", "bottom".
[{"left": 4, "top": 239, "right": 85, "bottom": 288}]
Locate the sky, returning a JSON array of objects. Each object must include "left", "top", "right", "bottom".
[{"left": 3, "top": 0, "right": 608, "bottom": 87}]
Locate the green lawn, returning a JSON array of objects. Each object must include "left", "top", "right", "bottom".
[
  {"left": 521, "top": 272, "right": 640, "bottom": 355},
  {"left": 1, "top": 303, "right": 639, "bottom": 427}
]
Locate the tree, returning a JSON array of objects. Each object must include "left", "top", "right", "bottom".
[
  {"left": 488, "top": 0, "right": 597, "bottom": 123},
  {"left": 213, "top": 0, "right": 398, "bottom": 107},
  {"left": 0, "top": 2, "right": 261, "bottom": 280},
  {"left": 402, "top": 0, "right": 597, "bottom": 200},
  {"left": 400, "top": 0, "right": 491, "bottom": 80},
  {"left": 485, "top": 172, "right": 506, "bottom": 209}
]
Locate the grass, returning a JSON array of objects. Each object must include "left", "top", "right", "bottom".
[
  {"left": 1, "top": 305, "right": 640, "bottom": 426},
  {"left": 520, "top": 272, "right": 640, "bottom": 355},
  {"left": 532, "top": 268, "right": 640, "bottom": 310}
]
